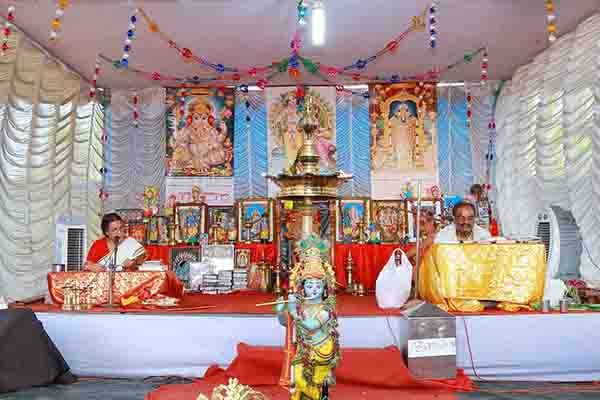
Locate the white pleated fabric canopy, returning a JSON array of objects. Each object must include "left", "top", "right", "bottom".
[
  {"left": 495, "top": 13, "right": 600, "bottom": 286},
  {"left": 0, "top": 31, "right": 104, "bottom": 301}
]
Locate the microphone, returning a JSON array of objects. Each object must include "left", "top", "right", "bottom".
[{"left": 114, "top": 236, "right": 121, "bottom": 246}]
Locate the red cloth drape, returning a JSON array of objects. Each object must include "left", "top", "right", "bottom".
[
  {"left": 145, "top": 343, "right": 472, "bottom": 400},
  {"left": 334, "top": 243, "right": 412, "bottom": 290},
  {"left": 144, "top": 243, "right": 277, "bottom": 267}
]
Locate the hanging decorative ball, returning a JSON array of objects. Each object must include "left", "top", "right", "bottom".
[
  {"left": 232, "top": 73, "right": 241, "bottom": 81},
  {"left": 546, "top": 1, "right": 557, "bottom": 43},
  {"left": 247, "top": 68, "right": 257, "bottom": 77},
  {"left": 289, "top": 68, "right": 300, "bottom": 78},
  {"left": 385, "top": 40, "right": 398, "bottom": 52},
  {"left": 151, "top": 72, "right": 161, "bottom": 81},
  {"left": 335, "top": 85, "right": 345, "bottom": 94},
  {"left": 355, "top": 59, "right": 367, "bottom": 69},
  {"left": 239, "top": 84, "right": 249, "bottom": 93},
  {"left": 352, "top": 74, "right": 361, "bottom": 81},
  {"left": 181, "top": 48, "right": 193, "bottom": 59}
]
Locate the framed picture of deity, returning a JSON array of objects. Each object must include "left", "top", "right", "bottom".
[
  {"left": 169, "top": 246, "right": 200, "bottom": 289},
  {"left": 147, "top": 216, "right": 170, "bottom": 245},
  {"left": 174, "top": 202, "right": 206, "bottom": 244},
  {"left": 235, "top": 249, "right": 251, "bottom": 269},
  {"left": 165, "top": 87, "right": 235, "bottom": 177},
  {"left": 237, "top": 198, "right": 274, "bottom": 243},
  {"left": 405, "top": 198, "right": 444, "bottom": 241},
  {"left": 370, "top": 200, "right": 407, "bottom": 243},
  {"left": 206, "top": 206, "right": 236, "bottom": 244},
  {"left": 127, "top": 220, "right": 147, "bottom": 245},
  {"left": 336, "top": 198, "right": 370, "bottom": 243}
]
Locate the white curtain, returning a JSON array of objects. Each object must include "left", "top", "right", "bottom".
[
  {"left": 495, "top": 13, "right": 600, "bottom": 286},
  {"left": 0, "top": 31, "right": 104, "bottom": 301},
  {"left": 104, "top": 87, "right": 165, "bottom": 211}
]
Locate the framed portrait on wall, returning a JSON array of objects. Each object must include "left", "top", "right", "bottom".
[
  {"left": 336, "top": 198, "right": 370, "bottom": 242},
  {"left": 371, "top": 200, "right": 406, "bottom": 243},
  {"left": 169, "top": 246, "right": 200, "bottom": 289},
  {"left": 237, "top": 198, "right": 274, "bottom": 243},
  {"left": 174, "top": 202, "right": 206, "bottom": 244},
  {"left": 206, "top": 206, "right": 235, "bottom": 243},
  {"left": 405, "top": 197, "right": 444, "bottom": 241}
]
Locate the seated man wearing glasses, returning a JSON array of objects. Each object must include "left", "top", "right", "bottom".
[{"left": 435, "top": 201, "right": 491, "bottom": 243}]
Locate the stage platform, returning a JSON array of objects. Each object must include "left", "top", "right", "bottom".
[{"left": 13, "top": 292, "right": 600, "bottom": 382}]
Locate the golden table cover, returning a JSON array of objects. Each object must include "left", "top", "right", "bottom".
[
  {"left": 48, "top": 271, "right": 184, "bottom": 306},
  {"left": 417, "top": 243, "right": 546, "bottom": 312}
]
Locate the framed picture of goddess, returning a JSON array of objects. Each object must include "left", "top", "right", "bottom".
[{"left": 174, "top": 202, "right": 206, "bottom": 244}]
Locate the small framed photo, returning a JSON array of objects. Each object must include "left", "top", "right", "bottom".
[
  {"left": 237, "top": 198, "right": 274, "bottom": 243},
  {"left": 169, "top": 246, "right": 200, "bottom": 289},
  {"left": 235, "top": 248, "right": 251, "bottom": 269},
  {"left": 247, "top": 263, "right": 264, "bottom": 290},
  {"left": 127, "top": 220, "right": 147, "bottom": 244},
  {"left": 147, "top": 216, "right": 170, "bottom": 244},
  {"left": 405, "top": 197, "right": 444, "bottom": 241},
  {"left": 174, "top": 202, "right": 206, "bottom": 244},
  {"left": 336, "top": 198, "right": 370, "bottom": 242},
  {"left": 371, "top": 200, "right": 406, "bottom": 243},
  {"left": 206, "top": 206, "right": 236, "bottom": 243},
  {"left": 115, "top": 209, "right": 144, "bottom": 223}
]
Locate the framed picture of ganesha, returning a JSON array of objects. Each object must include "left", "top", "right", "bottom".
[{"left": 165, "top": 87, "right": 235, "bottom": 177}]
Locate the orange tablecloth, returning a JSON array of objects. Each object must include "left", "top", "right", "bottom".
[
  {"left": 144, "top": 243, "right": 277, "bottom": 267},
  {"left": 335, "top": 243, "right": 412, "bottom": 290},
  {"left": 47, "top": 271, "right": 184, "bottom": 306}
]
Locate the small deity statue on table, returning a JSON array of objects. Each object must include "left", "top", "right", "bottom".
[{"left": 275, "top": 234, "right": 340, "bottom": 400}]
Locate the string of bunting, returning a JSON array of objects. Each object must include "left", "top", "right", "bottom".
[
  {"left": 134, "top": 5, "right": 427, "bottom": 82},
  {"left": 98, "top": 46, "right": 486, "bottom": 98}
]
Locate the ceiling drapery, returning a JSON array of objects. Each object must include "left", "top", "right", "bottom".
[
  {"left": 495, "top": 13, "right": 600, "bottom": 287},
  {"left": 0, "top": 31, "right": 104, "bottom": 301}
]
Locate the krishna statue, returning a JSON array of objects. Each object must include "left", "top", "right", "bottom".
[{"left": 275, "top": 234, "right": 340, "bottom": 400}]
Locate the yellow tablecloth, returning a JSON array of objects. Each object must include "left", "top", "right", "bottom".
[{"left": 418, "top": 243, "right": 546, "bottom": 312}]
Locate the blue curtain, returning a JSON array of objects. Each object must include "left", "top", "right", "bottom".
[
  {"left": 234, "top": 92, "right": 268, "bottom": 198},
  {"left": 437, "top": 87, "right": 474, "bottom": 196}
]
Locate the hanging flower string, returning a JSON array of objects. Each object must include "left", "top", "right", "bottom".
[
  {"left": 132, "top": 92, "right": 139, "bottom": 127},
  {"left": 2, "top": 5, "right": 14, "bottom": 56},
  {"left": 480, "top": 49, "right": 488, "bottom": 85},
  {"left": 88, "top": 57, "right": 101, "bottom": 99},
  {"left": 485, "top": 119, "right": 496, "bottom": 185},
  {"left": 429, "top": 1, "right": 437, "bottom": 49},
  {"left": 50, "top": 0, "right": 68, "bottom": 41},
  {"left": 546, "top": 0, "right": 557, "bottom": 43},
  {"left": 466, "top": 86, "right": 472, "bottom": 127},
  {"left": 121, "top": 8, "right": 138, "bottom": 68}
]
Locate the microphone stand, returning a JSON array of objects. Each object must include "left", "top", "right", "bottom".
[{"left": 102, "top": 236, "right": 119, "bottom": 308}]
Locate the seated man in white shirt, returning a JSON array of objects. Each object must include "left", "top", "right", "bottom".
[{"left": 435, "top": 201, "right": 492, "bottom": 243}]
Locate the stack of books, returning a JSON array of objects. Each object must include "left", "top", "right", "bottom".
[
  {"left": 217, "top": 270, "right": 234, "bottom": 294},
  {"left": 232, "top": 268, "right": 248, "bottom": 291},
  {"left": 200, "top": 273, "right": 218, "bottom": 294}
]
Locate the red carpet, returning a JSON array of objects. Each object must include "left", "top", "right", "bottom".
[{"left": 145, "top": 343, "right": 472, "bottom": 400}]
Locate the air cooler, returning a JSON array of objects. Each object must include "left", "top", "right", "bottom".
[
  {"left": 536, "top": 206, "right": 582, "bottom": 280},
  {"left": 55, "top": 216, "right": 88, "bottom": 272}
]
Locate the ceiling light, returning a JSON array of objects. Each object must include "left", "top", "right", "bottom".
[{"left": 312, "top": 0, "right": 325, "bottom": 46}]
